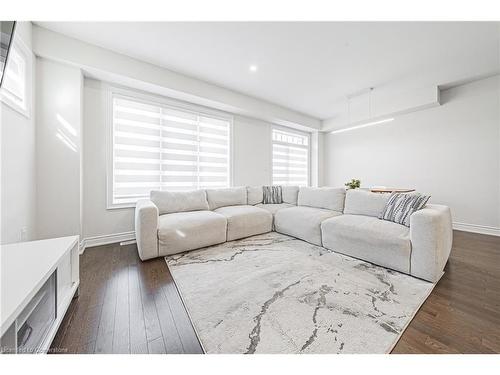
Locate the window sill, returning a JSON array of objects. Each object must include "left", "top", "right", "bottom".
[{"left": 106, "top": 203, "right": 137, "bottom": 210}]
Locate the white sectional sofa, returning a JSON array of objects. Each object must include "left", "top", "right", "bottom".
[{"left": 135, "top": 186, "right": 453, "bottom": 282}]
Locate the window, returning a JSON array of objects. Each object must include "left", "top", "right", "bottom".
[
  {"left": 272, "top": 128, "right": 310, "bottom": 186},
  {"left": 109, "top": 93, "right": 232, "bottom": 207},
  {"left": 0, "top": 42, "right": 29, "bottom": 116}
]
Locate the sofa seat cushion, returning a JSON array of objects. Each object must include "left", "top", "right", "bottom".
[
  {"left": 321, "top": 214, "right": 411, "bottom": 273},
  {"left": 214, "top": 205, "right": 272, "bottom": 241},
  {"left": 274, "top": 206, "right": 341, "bottom": 246},
  {"left": 255, "top": 203, "right": 295, "bottom": 215},
  {"left": 158, "top": 210, "right": 227, "bottom": 256}
]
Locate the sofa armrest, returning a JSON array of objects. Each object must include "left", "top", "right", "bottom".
[
  {"left": 409, "top": 204, "right": 453, "bottom": 282},
  {"left": 135, "top": 199, "right": 159, "bottom": 260}
]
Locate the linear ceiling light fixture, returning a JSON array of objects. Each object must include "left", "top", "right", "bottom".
[
  {"left": 330, "top": 87, "right": 395, "bottom": 134},
  {"left": 329, "top": 117, "right": 395, "bottom": 134}
]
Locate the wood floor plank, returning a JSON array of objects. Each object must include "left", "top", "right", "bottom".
[
  {"left": 137, "top": 259, "right": 165, "bottom": 345},
  {"left": 51, "top": 229, "right": 500, "bottom": 354},
  {"left": 58, "top": 258, "right": 96, "bottom": 354},
  {"left": 86, "top": 244, "right": 115, "bottom": 310},
  {"left": 112, "top": 245, "right": 132, "bottom": 353},
  {"left": 49, "top": 296, "right": 79, "bottom": 354},
  {"left": 149, "top": 260, "right": 185, "bottom": 354},
  {"left": 49, "top": 293, "right": 78, "bottom": 353},
  {"left": 128, "top": 245, "right": 148, "bottom": 354},
  {"left": 79, "top": 304, "right": 103, "bottom": 348},
  {"left": 94, "top": 245, "right": 121, "bottom": 354},
  {"left": 77, "top": 247, "right": 112, "bottom": 349}
]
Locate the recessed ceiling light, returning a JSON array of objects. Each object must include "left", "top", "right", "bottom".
[{"left": 249, "top": 64, "right": 258, "bottom": 72}]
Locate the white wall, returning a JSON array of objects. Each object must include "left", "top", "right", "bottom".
[
  {"left": 323, "top": 75, "right": 500, "bottom": 232},
  {"left": 82, "top": 79, "right": 277, "bottom": 240},
  {"left": 82, "top": 79, "right": 133, "bottom": 240},
  {"left": 35, "top": 58, "right": 83, "bottom": 239},
  {"left": 0, "top": 22, "right": 36, "bottom": 244}
]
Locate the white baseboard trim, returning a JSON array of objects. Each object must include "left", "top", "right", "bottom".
[
  {"left": 80, "top": 231, "right": 136, "bottom": 254},
  {"left": 453, "top": 222, "right": 500, "bottom": 237}
]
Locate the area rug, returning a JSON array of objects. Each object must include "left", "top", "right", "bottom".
[{"left": 165, "top": 232, "right": 434, "bottom": 354}]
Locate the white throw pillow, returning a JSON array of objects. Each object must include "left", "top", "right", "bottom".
[{"left": 150, "top": 190, "right": 209, "bottom": 215}]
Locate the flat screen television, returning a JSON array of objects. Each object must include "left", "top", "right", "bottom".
[{"left": 0, "top": 21, "right": 16, "bottom": 88}]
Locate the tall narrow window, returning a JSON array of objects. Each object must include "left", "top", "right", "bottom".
[
  {"left": 272, "top": 128, "right": 309, "bottom": 186},
  {"left": 110, "top": 94, "right": 231, "bottom": 207}
]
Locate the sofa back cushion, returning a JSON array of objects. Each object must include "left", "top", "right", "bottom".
[
  {"left": 206, "top": 187, "right": 247, "bottom": 210},
  {"left": 150, "top": 189, "right": 209, "bottom": 215},
  {"left": 282, "top": 186, "right": 299, "bottom": 205},
  {"left": 298, "top": 187, "right": 345, "bottom": 212},
  {"left": 344, "top": 189, "right": 390, "bottom": 217},
  {"left": 247, "top": 186, "right": 263, "bottom": 205}
]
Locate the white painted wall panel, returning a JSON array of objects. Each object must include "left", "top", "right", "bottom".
[{"left": 35, "top": 58, "right": 82, "bottom": 239}]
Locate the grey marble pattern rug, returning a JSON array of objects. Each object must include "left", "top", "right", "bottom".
[{"left": 165, "top": 232, "right": 434, "bottom": 354}]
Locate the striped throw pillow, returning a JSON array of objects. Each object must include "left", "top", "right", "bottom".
[
  {"left": 263, "top": 186, "right": 283, "bottom": 204},
  {"left": 379, "top": 193, "right": 430, "bottom": 227}
]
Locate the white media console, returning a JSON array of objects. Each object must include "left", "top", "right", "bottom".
[{"left": 1, "top": 236, "right": 80, "bottom": 354}]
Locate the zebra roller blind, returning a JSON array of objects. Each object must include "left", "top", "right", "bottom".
[
  {"left": 272, "top": 128, "right": 309, "bottom": 186},
  {"left": 112, "top": 95, "right": 231, "bottom": 206}
]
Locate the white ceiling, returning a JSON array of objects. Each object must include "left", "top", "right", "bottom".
[{"left": 36, "top": 22, "right": 500, "bottom": 119}]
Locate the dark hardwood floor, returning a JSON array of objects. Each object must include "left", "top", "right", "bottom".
[
  {"left": 50, "top": 230, "right": 500, "bottom": 354},
  {"left": 50, "top": 242, "right": 203, "bottom": 354}
]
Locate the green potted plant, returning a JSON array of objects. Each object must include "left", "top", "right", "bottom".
[{"left": 345, "top": 179, "right": 361, "bottom": 190}]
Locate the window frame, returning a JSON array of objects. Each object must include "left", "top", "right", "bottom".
[
  {"left": 105, "top": 84, "right": 234, "bottom": 209},
  {"left": 270, "top": 125, "right": 311, "bottom": 187},
  {"left": 0, "top": 37, "right": 31, "bottom": 118}
]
